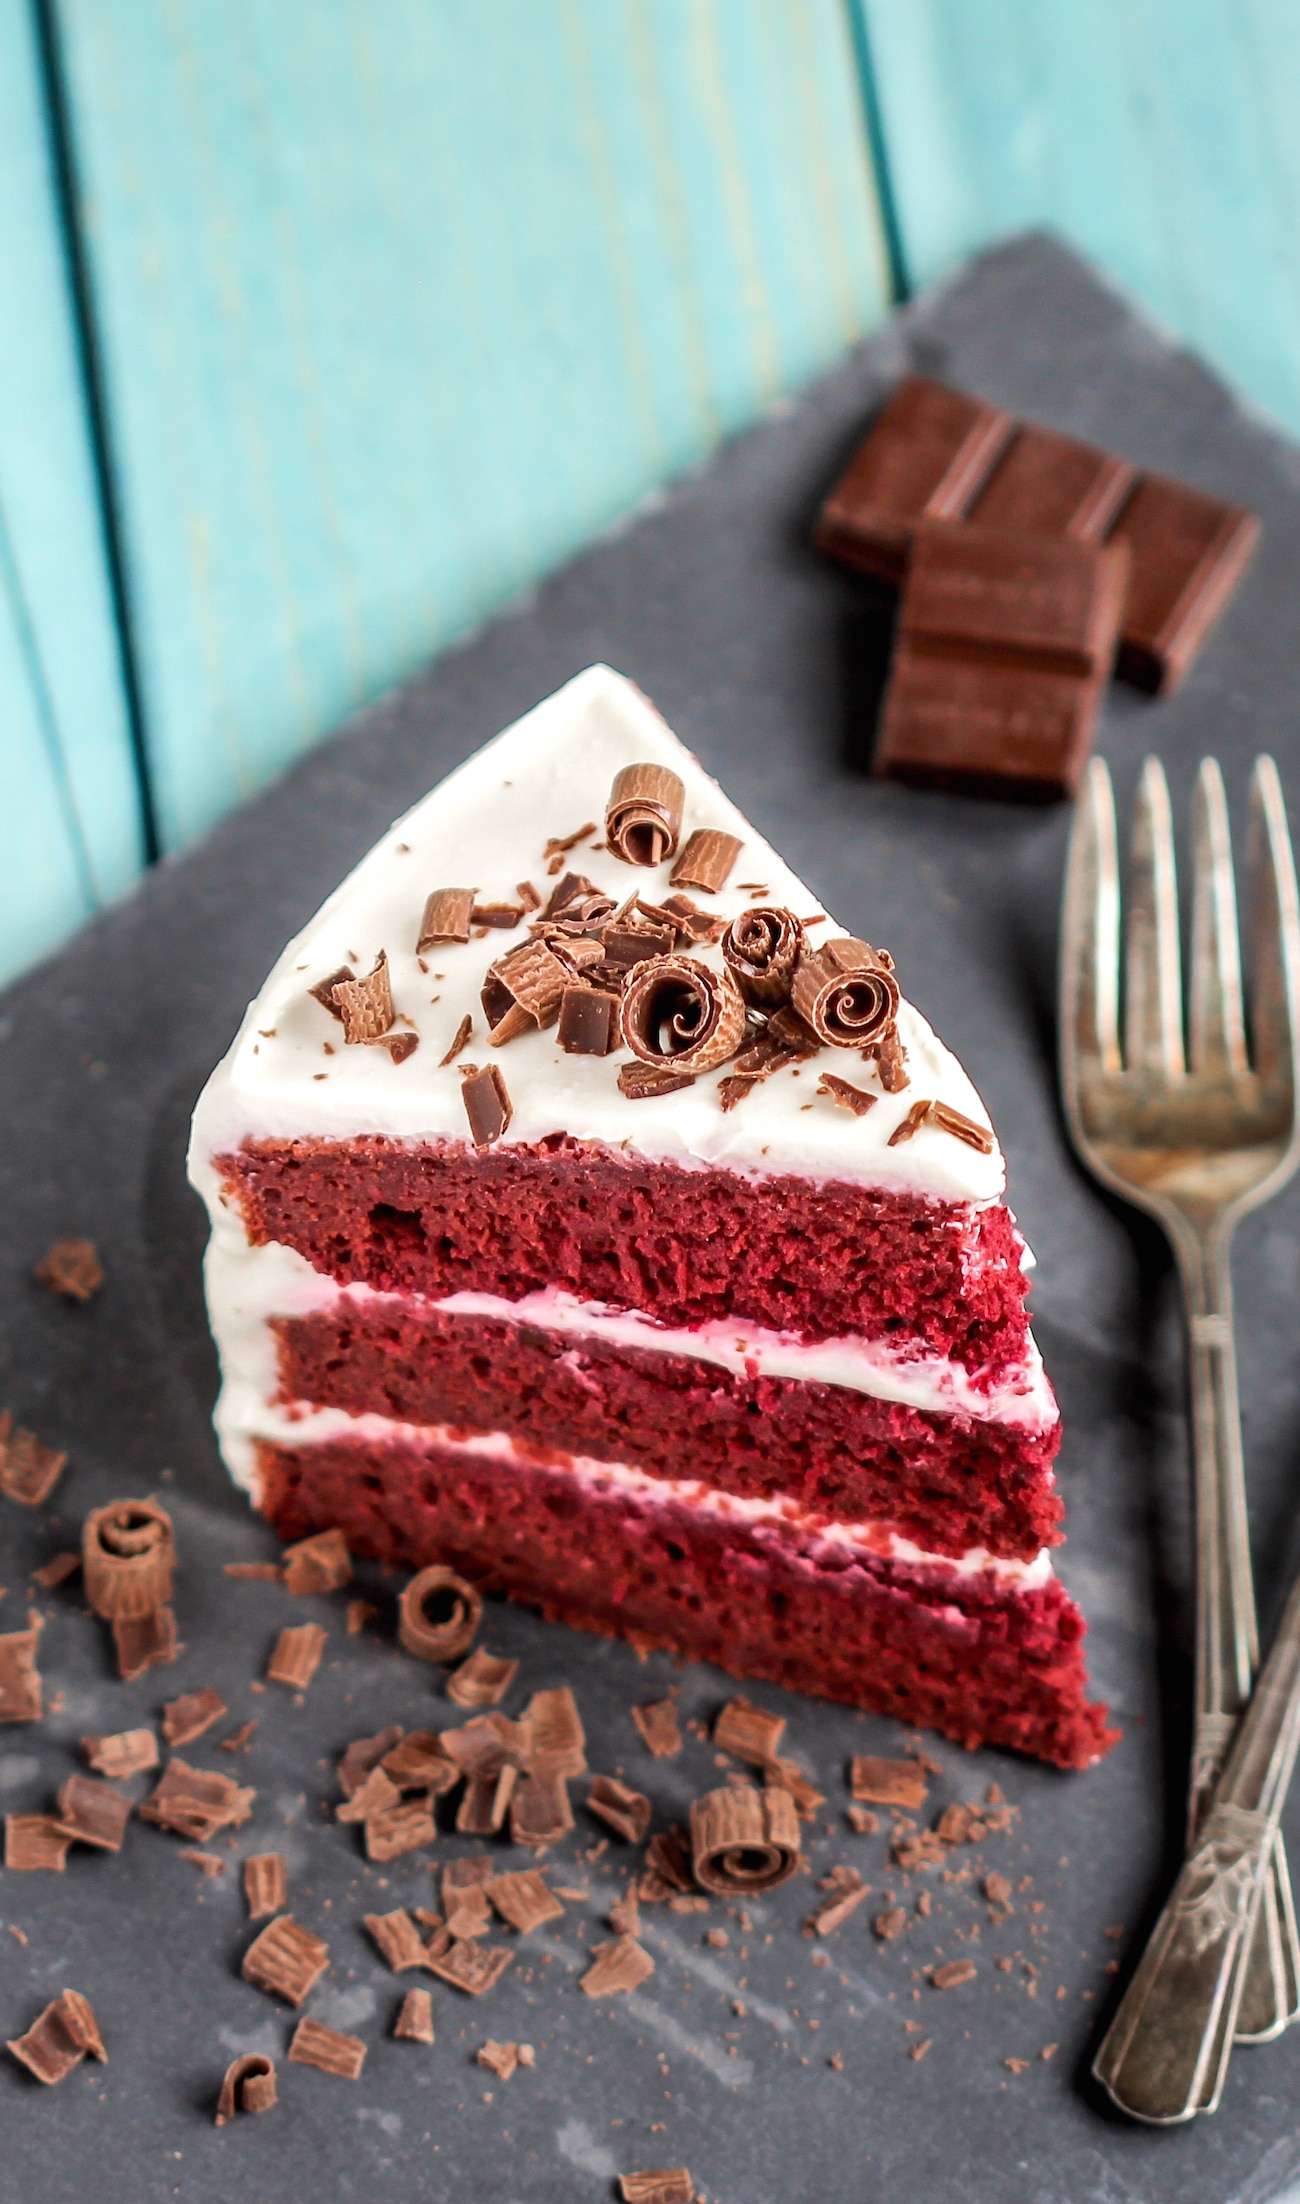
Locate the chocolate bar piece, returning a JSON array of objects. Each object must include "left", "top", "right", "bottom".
[
  {"left": 967, "top": 423, "right": 1134, "bottom": 544},
  {"left": 814, "top": 377, "right": 1013, "bottom": 582},
  {"left": 876, "top": 652, "right": 1108, "bottom": 802},
  {"left": 899, "top": 519, "right": 1129, "bottom": 677},
  {"left": 1108, "top": 471, "right": 1260, "bottom": 692}
]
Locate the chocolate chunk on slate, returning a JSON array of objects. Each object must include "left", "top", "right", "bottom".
[
  {"left": 967, "top": 421, "right": 1134, "bottom": 544},
  {"left": 338, "top": 1724, "right": 404, "bottom": 1798},
  {"left": 266, "top": 1622, "right": 326, "bottom": 1689},
  {"left": 5, "top": 1815, "right": 72, "bottom": 1870},
  {"left": 288, "top": 2015, "right": 366, "bottom": 2079},
  {"left": 617, "top": 1061, "right": 696, "bottom": 1100},
  {"left": 35, "top": 1236, "right": 104, "bottom": 1303},
  {"left": 365, "top": 1908, "right": 435, "bottom": 1971},
  {"left": 56, "top": 1774, "right": 131, "bottom": 1851},
  {"left": 931, "top": 1958, "right": 978, "bottom": 1990},
  {"left": 486, "top": 1869, "right": 564, "bottom": 1935},
  {"left": 113, "top": 1606, "right": 177, "bottom": 1681},
  {"left": 586, "top": 1776, "right": 651, "bottom": 1844},
  {"left": 215, "top": 2052, "right": 277, "bottom": 2124},
  {"left": 509, "top": 1768, "right": 573, "bottom": 1847},
  {"left": 7, "top": 1990, "right": 106, "bottom": 2083},
  {"left": 140, "top": 1760, "right": 255, "bottom": 1841},
  {"left": 244, "top": 1853, "right": 288, "bottom": 1919},
  {"left": 806, "top": 1868, "right": 868, "bottom": 1935},
  {"left": 242, "top": 1915, "right": 330, "bottom": 2006},
  {"left": 477, "top": 2038, "right": 534, "bottom": 2079},
  {"left": 557, "top": 984, "right": 621, "bottom": 1056},
  {"left": 281, "top": 1526, "right": 351, "bottom": 1595},
  {"left": 418, "top": 886, "right": 476, "bottom": 950},
  {"left": 224, "top": 1560, "right": 283, "bottom": 1582},
  {"left": 393, "top": 1988, "right": 436, "bottom": 2042},
  {"left": 878, "top": 644, "right": 1107, "bottom": 803},
  {"left": 0, "top": 1620, "right": 42, "bottom": 1722},
  {"left": 32, "top": 1550, "right": 80, "bottom": 1588},
  {"left": 399, "top": 1564, "right": 482, "bottom": 1663},
  {"left": 525, "top": 1685, "right": 586, "bottom": 1775},
  {"left": 447, "top": 1647, "right": 519, "bottom": 1708},
  {"left": 850, "top": 1755, "right": 927, "bottom": 1810},
  {"left": 579, "top": 1934, "right": 655, "bottom": 1997},
  {"left": 161, "top": 1686, "right": 227, "bottom": 1747},
  {"left": 0, "top": 1417, "right": 67, "bottom": 1506},
  {"left": 631, "top": 1699, "right": 681, "bottom": 1757},
  {"left": 714, "top": 1695, "right": 785, "bottom": 1768},
  {"left": 818, "top": 1072, "right": 877, "bottom": 1116},
  {"left": 382, "top": 1730, "right": 459, "bottom": 1794},
  {"left": 427, "top": 1938, "right": 513, "bottom": 1996},
  {"left": 365, "top": 1800, "right": 437, "bottom": 1862},
  {"left": 1109, "top": 470, "right": 1260, "bottom": 691},
  {"left": 82, "top": 1728, "right": 157, "bottom": 1780},
  {"left": 620, "top": 2171, "right": 695, "bottom": 2204},
  {"left": 461, "top": 1062, "right": 512, "bottom": 1146},
  {"left": 83, "top": 1496, "right": 175, "bottom": 1621},
  {"left": 814, "top": 375, "right": 1014, "bottom": 582},
  {"left": 669, "top": 829, "right": 742, "bottom": 895}
]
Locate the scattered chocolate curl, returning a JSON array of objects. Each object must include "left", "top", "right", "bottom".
[
  {"left": 620, "top": 956, "right": 745, "bottom": 1075},
  {"left": 215, "top": 2052, "right": 277, "bottom": 2124},
  {"left": 82, "top": 1498, "right": 175, "bottom": 1622},
  {"left": 721, "top": 906, "right": 805, "bottom": 1009},
  {"left": 669, "top": 829, "right": 742, "bottom": 895},
  {"left": 398, "top": 1565, "right": 483, "bottom": 1664},
  {"left": 789, "top": 935, "right": 900, "bottom": 1049},
  {"left": 605, "top": 763, "right": 684, "bottom": 867},
  {"left": 689, "top": 1784, "right": 800, "bottom": 1894},
  {"left": 482, "top": 938, "right": 569, "bottom": 1044},
  {"left": 332, "top": 951, "right": 396, "bottom": 1043}
]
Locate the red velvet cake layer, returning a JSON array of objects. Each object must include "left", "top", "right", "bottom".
[
  {"left": 274, "top": 1303, "right": 1062, "bottom": 1562},
  {"left": 257, "top": 1434, "right": 1115, "bottom": 1768},
  {"left": 222, "top": 1136, "right": 1031, "bottom": 1378}
]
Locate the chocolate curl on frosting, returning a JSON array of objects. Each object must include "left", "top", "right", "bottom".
[
  {"left": 332, "top": 952, "right": 396, "bottom": 1044},
  {"left": 789, "top": 936, "right": 900, "bottom": 1050},
  {"left": 398, "top": 1566, "right": 483, "bottom": 1664},
  {"left": 722, "top": 907, "right": 805, "bottom": 1009},
  {"left": 482, "top": 938, "right": 569, "bottom": 1044},
  {"left": 82, "top": 1499, "right": 175, "bottom": 1622},
  {"left": 605, "top": 763, "right": 684, "bottom": 868},
  {"left": 669, "top": 828, "right": 742, "bottom": 895},
  {"left": 689, "top": 1784, "right": 800, "bottom": 1894},
  {"left": 620, "top": 956, "right": 746, "bottom": 1075}
]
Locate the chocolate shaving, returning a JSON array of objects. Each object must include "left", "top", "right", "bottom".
[
  {"left": 418, "top": 887, "right": 476, "bottom": 950},
  {"left": 557, "top": 984, "right": 621, "bottom": 1057},
  {"left": 984, "top": 1871, "right": 1014, "bottom": 1908},
  {"left": 525, "top": 1686, "right": 586, "bottom": 1774},
  {"left": 722, "top": 908, "right": 805, "bottom": 1008},
  {"left": 931, "top": 1958, "right": 977, "bottom": 1990},
  {"left": 818, "top": 1072, "right": 877, "bottom": 1116},
  {"left": 345, "top": 1599, "right": 375, "bottom": 1635},
  {"left": 660, "top": 893, "right": 727, "bottom": 944},
  {"left": 790, "top": 935, "right": 899, "bottom": 1049},
  {"left": 509, "top": 1767, "right": 573, "bottom": 1847},
  {"left": 337, "top": 1765, "right": 401, "bottom": 1824},
  {"left": 180, "top": 1847, "right": 224, "bottom": 1876},
  {"left": 5, "top": 1815, "right": 72, "bottom": 1870},
  {"left": 8, "top": 1990, "right": 105, "bottom": 2083},
  {"left": 32, "top": 1550, "right": 80, "bottom": 1588},
  {"left": 372, "top": 1028, "right": 419, "bottom": 1065},
  {"left": 935, "top": 1801, "right": 981, "bottom": 1845},
  {"left": 399, "top": 1564, "right": 482, "bottom": 1663},
  {"left": 543, "top": 823, "right": 597, "bottom": 861},
  {"left": 331, "top": 951, "right": 396, "bottom": 1043},
  {"left": 35, "top": 1237, "right": 103, "bottom": 1303},
  {"left": 0, "top": 1619, "right": 42, "bottom": 1722},
  {"left": 605, "top": 764, "right": 684, "bottom": 867},
  {"left": 365, "top": 1800, "right": 437, "bottom": 1861},
  {"left": 617, "top": 1061, "right": 696, "bottom": 1100},
  {"left": 162, "top": 1686, "right": 227, "bottom": 1746},
  {"left": 366, "top": 1907, "right": 436, "bottom": 1971},
  {"left": 439, "top": 1015, "right": 474, "bottom": 1068},
  {"left": 338, "top": 1725, "right": 404, "bottom": 1797},
  {"left": 487, "top": 1868, "right": 564, "bottom": 1934},
  {"left": 892, "top": 1828, "right": 947, "bottom": 1872},
  {"left": 586, "top": 1775, "right": 651, "bottom": 1844},
  {"left": 447, "top": 1647, "right": 519, "bottom": 1708},
  {"left": 215, "top": 2052, "right": 276, "bottom": 2123},
  {"left": 471, "top": 901, "right": 525, "bottom": 930},
  {"left": 620, "top": 2172, "right": 695, "bottom": 2204},
  {"left": 83, "top": 1497, "right": 174, "bottom": 1621},
  {"left": 224, "top": 1561, "right": 283, "bottom": 1582},
  {"left": 850, "top": 1755, "right": 927, "bottom": 1810},
  {"left": 266, "top": 1622, "right": 326, "bottom": 1689},
  {"left": 56, "top": 1774, "right": 131, "bottom": 1851},
  {"left": 603, "top": 915, "right": 676, "bottom": 968},
  {"left": 714, "top": 1695, "right": 785, "bottom": 1768},
  {"left": 930, "top": 1098, "right": 995, "bottom": 1153},
  {"left": 382, "top": 1730, "right": 459, "bottom": 1794},
  {"left": 862, "top": 1026, "right": 909, "bottom": 1091},
  {"left": 113, "top": 1607, "right": 176, "bottom": 1681},
  {"left": 717, "top": 1073, "right": 759, "bottom": 1111},
  {"left": 220, "top": 1717, "right": 257, "bottom": 1750},
  {"left": 806, "top": 1868, "right": 868, "bottom": 1935},
  {"left": 244, "top": 1852, "right": 288, "bottom": 1918},
  {"left": 280, "top": 1526, "right": 351, "bottom": 1595},
  {"left": 461, "top": 1062, "right": 512, "bottom": 1146},
  {"left": 82, "top": 1728, "right": 156, "bottom": 1780},
  {"left": 427, "top": 1938, "right": 513, "bottom": 1996},
  {"left": 444, "top": 1879, "right": 493, "bottom": 1941},
  {"left": 517, "top": 879, "right": 542, "bottom": 912},
  {"left": 310, "top": 965, "right": 354, "bottom": 1017},
  {"left": 765, "top": 1758, "right": 826, "bottom": 1818},
  {"left": 457, "top": 1764, "right": 518, "bottom": 1837},
  {"left": 669, "top": 829, "right": 742, "bottom": 895},
  {"left": 690, "top": 1786, "right": 800, "bottom": 1894},
  {"left": 288, "top": 2015, "right": 366, "bottom": 2079},
  {"left": 621, "top": 955, "right": 745, "bottom": 1074},
  {"left": 0, "top": 1418, "right": 67, "bottom": 1506},
  {"left": 579, "top": 1934, "right": 655, "bottom": 1997},
  {"left": 609, "top": 1890, "right": 641, "bottom": 1937},
  {"left": 140, "top": 1758, "right": 255, "bottom": 1841},
  {"left": 543, "top": 870, "right": 611, "bottom": 923},
  {"left": 873, "top": 1905, "right": 907, "bottom": 1941},
  {"left": 632, "top": 1699, "right": 681, "bottom": 1757},
  {"left": 644, "top": 1826, "right": 696, "bottom": 1894},
  {"left": 482, "top": 937, "right": 570, "bottom": 1043},
  {"left": 393, "top": 1988, "right": 436, "bottom": 2042},
  {"left": 242, "top": 1914, "right": 330, "bottom": 2006}
]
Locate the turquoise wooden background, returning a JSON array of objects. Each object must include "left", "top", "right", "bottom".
[{"left": 5, "top": 0, "right": 1300, "bottom": 986}]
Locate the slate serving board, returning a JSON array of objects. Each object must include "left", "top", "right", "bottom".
[{"left": 3, "top": 233, "right": 1300, "bottom": 2204}]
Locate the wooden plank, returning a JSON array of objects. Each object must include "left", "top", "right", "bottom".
[
  {"left": 858, "top": 0, "right": 1300, "bottom": 434},
  {"left": 0, "top": 0, "right": 142, "bottom": 987},
  {"left": 58, "top": 0, "right": 889, "bottom": 852}
]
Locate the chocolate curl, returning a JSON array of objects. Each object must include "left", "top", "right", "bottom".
[
  {"left": 669, "top": 828, "right": 742, "bottom": 895},
  {"left": 721, "top": 907, "right": 805, "bottom": 1009},
  {"left": 789, "top": 936, "right": 900, "bottom": 1050},
  {"left": 215, "top": 2053, "right": 277, "bottom": 2124},
  {"left": 417, "top": 887, "right": 475, "bottom": 950},
  {"left": 482, "top": 938, "right": 569, "bottom": 1044},
  {"left": 542, "top": 871, "right": 613, "bottom": 925},
  {"left": 863, "top": 1026, "right": 909, "bottom": 1091},
  {"left": 605, "top": 763, "right": 685, "bottom": 868},
  {"left": 332, "top": 952, "right": 396, "bottom": 1044},
  {"left": 689, "top": 1784, "right": 800, "bottom": 1894},
  {"left": 620, "top": 956, "right": 745, "bottom": 1075},
  {"left": 398, "top": 1565, "right": 483, "bottom": 1664},
  {"left": 461, "top": 1063, "right": 512, "bottom": 1147},
  {"left": 82, "top": 1499, "right": 175, "bottom": 1622}
]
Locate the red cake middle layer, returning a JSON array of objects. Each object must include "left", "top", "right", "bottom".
[{"left": 274, "top": 1299, "right": 1062, "bottom": 1561}]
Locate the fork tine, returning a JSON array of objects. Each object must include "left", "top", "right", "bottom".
[
  {"left": 1125, "top": 756, "right": 1185, "bottom": 1077},
  {"left": 1247, "top": 756, "right": 1300, "bottom": 1089},
  {"left": 1189, "top": 759, "right": 1248, "bottom": 1076},
  {"left": 1060, "top": 755, "right": 1122, "bottom": 1081}
]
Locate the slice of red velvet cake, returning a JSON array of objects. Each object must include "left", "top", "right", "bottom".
[{"left": 189, "top": 664, "right": 1115, "bottom": 1768}]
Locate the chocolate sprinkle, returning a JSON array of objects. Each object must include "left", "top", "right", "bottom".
[
  {"left": 35, "top": 1237, "right": 103, "bottom": 1303},
  {"left": 850, "top": 1755, "right": 927, "bottom": 1811},
  {"left": 393, "top": 1988, "right": 436, "bottom": 2043},
  {"left": 0, "top": 1418, "right": 67, "bottom": 1507},
  {"left": 632, "top": 1699, "right": 681, "bottom": 1757},
  {"left": 288, "top": 2016, "right": 367, "bottom": 2079},
  {"left": 790, "top": 935, "right": 900, "bottom": 1049},
  {"left": 669, "top": 828, "right": 742, "bottom": 895},
  {"left": 621, "top": 955, "right": 746, "bottom": 1074},
  {"left": 817, "top": 1072, "right": 877, "bottom": 1116},
  {"left": 690, "top": 1785, "right": 800, "bottom": 1894},
  {"left": 417, "top": 886, "right": 475, "bottom": 950},
  {"left": 461, "top": 1062, "right": 513, "bottom": 1146},
  {"left": 83, "top": 1497, "right": 175, "bottom": 1622},
  {"left": 0, "top": 1619, "right": 43, "bottom": 1722},
  {"left": 586, "top": 1775, "right": 651, "bottom": 1844},
  {"left": 579, "top": 1934, "right": 655, "bottom": 1997},
  {"left": 605, "top": 763, "right": 684, "bottom": 867},
  {"left": 486, "top": 1868, "right": 564, "bottom": 1935},
  {"left": 56, "top": 1774, "right": 131, "bottom": 1851},
  {"left": 557, "top": 984, "right": 621, "bottom": 1057},
  {"left": 5, "top": 1815, "right": 72, "bottom": 1870},
  {"left": 215, "top": 2052, "right": 277, "bottom": 2123},
  {"left": 439, "top": 1013, "right": 474, "bottom": 1066},
  {"left": 244, "top": 1852, "right": 288, "bottom": 1918},
  {"left": 7, "top": 1990, "right": 106, "bottom": 2083},
  {"left": 617, "top": 1061, "right": 696, "bottom": 1100},
  {"left": 82, "top": 1728, "right": 157, "bottom": 1780},
  {"left": 161, "top": 1685, "right": 227, "bottom": 1747},
  {"left": 399, "top": 1564, "right": 483, "bottom": 1663},
  {"left": 242, "top": 1915, "right": 330, "bottom": 2007},
  {"left": 281, "top": 1527, "right": 351, "bottom": 1596},
  {"left": 266, "top": 1622, "right": 327, "bottom": 1689},
  {"left": 619, "top": 2171, "right": 695, "bottom": 2204}
]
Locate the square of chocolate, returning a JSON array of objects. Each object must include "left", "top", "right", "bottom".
[
  {"left": 814, "top": 376, "right": 1013, "bottom": 583},
  {"left": 1107, "top": 471, "right": 1260, "bottom": 692},
  {"left": 899, "top": 519, "right": 1130, "bottom": 678},
  {"left": 875, "top": 650, "right": 1107, "bottom": 803},
  {"left": 966, "top": 422, "right": 1134, "bottom": 544}
]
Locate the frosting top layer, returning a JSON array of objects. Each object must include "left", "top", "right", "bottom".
[{"left": 190, "top": 665, "right": 1004, "bottom": 1202}]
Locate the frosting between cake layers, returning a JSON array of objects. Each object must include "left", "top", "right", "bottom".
[{"left": 187, "top": 664, "right": 1006, "bottom": 1206}]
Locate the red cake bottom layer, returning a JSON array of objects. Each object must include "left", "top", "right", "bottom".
[{"left": 256, "top": 1432, "right": 1116, "bottom": 1770}]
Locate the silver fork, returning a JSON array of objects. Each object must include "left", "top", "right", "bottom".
[{"left": 1059, "top": 753, "right": 1300, "bottom": 2081}]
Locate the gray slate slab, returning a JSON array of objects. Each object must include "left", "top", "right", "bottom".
[{"left": 2, "top": 231, "right": 1300, "bottom": 2202}]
